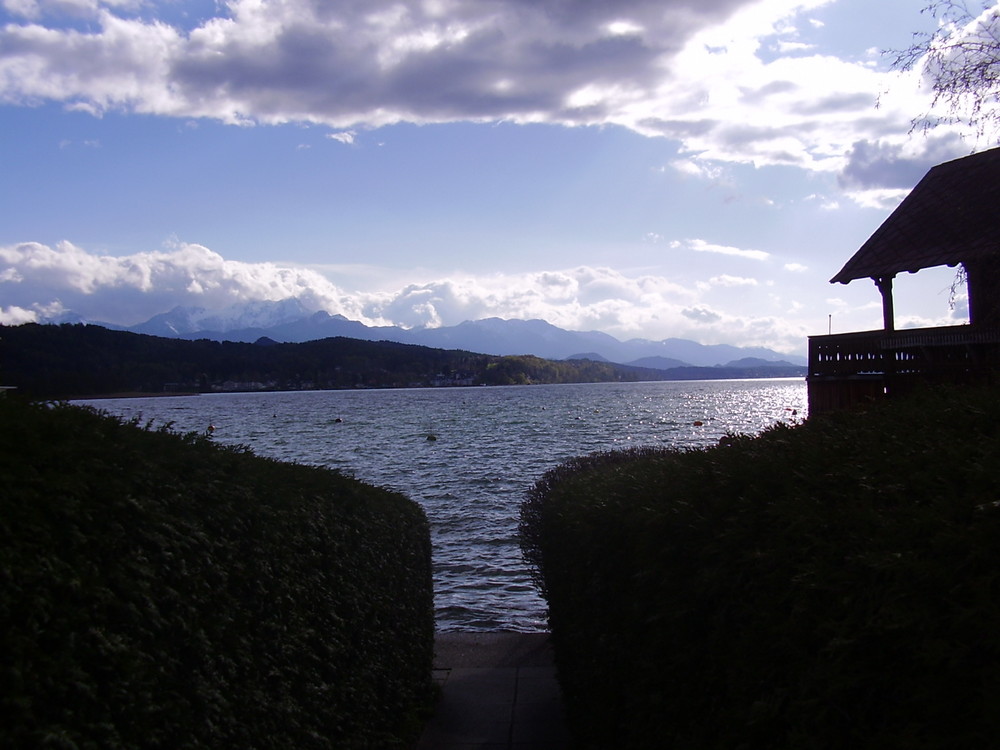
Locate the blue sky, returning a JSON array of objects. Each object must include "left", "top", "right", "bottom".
[{"left": 1, "top": 0, "right": 995, "bottom": 356}]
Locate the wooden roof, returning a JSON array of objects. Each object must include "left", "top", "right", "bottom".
[{"left": 831, "top": 147, "right": 1000, "bottom": 284}]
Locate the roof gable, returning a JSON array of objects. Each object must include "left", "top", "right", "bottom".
[{"left": 831, "top": 147, "right": 1000, "bottom": 284}]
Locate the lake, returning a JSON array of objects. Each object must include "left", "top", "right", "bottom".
[{"left": 77, "top": 378, "right": 807, "bottom": 632}]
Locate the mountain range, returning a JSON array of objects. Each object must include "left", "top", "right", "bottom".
[{"left": 55, "top": 298, "right": 807, "bottom": 370}]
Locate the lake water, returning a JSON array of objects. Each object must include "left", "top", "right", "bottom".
[{"left": 77, "top": 378, "right": 807, "bottom": 632}]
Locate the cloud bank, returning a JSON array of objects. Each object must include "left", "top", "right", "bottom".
[
  {"left": 1, "top": 240, "right": 810, "bottom": 353},
  {"left": 0, "top": 0, "right": 962, "bottom": 177}
]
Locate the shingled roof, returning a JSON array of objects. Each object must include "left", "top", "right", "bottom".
[{"left": 831, "top": 147, "right": 1000, "bottom": 284}]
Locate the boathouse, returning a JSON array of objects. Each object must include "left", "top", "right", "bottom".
[{"left": 807, "top": 147, "right": 1000, "bottom": 414}]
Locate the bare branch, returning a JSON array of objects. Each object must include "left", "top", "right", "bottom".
[{"left": 886, "top": 1, "right": 1000, "bottom": 141}]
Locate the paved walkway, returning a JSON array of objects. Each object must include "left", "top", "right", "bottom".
[{"left": 414, "top": 632, "right": 572, "bottom": 750}]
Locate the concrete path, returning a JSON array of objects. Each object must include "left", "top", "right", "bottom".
[{"left": 414, "top": 632, "right": 572, "bottom": 750}]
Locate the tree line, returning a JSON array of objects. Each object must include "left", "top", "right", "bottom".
[{"left": 0, "top": 323, "right": 682, "bottom": 398}]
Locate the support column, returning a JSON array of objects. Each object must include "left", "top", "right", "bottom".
[
  {"left": 874, "top": 275, "right": 895, "bottom": 332},
  {"left": 874, "top": 274, "right": 896, "bottom": 396},
  {"left": 963, "top": 258, "right": 1000, "bottom": 327}
]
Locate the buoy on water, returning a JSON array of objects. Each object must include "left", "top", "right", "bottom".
[{"left": 426, "top": 434, "right": 437, "bottom": 441}]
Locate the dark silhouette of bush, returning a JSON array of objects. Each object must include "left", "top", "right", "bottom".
[
  {"left": 1, "top": 397, "right": 434, "bottom": 749},
  {"left": 521, "top": 385, "right": 1000, "bottom": 749}
]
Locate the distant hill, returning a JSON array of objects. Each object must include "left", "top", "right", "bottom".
[
  {"left": 40, "top": 298, "right": 806, "bottom": 368},
  {"left": 0, "top": 324, "right": 664, "bottom": 399},
  {"left": 725, "top": 357, "right": 799, "bottom": 368},
  {"left": 2, "top": 323, "right": 805, "bottom": 400},
  {"left": 626, "top": 356, "right": 690, "bottom": 370}
]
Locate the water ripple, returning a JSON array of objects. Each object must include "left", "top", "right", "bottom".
[{"left": 77, "top": 379, "right": 806, "bottom": 631}]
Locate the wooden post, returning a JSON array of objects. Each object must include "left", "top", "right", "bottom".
[
  {"left": 874, "top": 275, "right": 896, "bottom": 396},
  {"left": 875, "top": 275, "right": 895, "bottom": 332},
  {"left": 963, "top": 258, "right": 1000, "bottom": 327}
]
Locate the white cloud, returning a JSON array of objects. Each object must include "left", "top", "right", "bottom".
[
  {"left": 682, "top": 306, "right": 723, "bottom": 324},
  {"left": 709, "top": 274, "right": 758, "bottom": 286},
  {"left": 0, "top": 240, "right": 374, "bottom": 325},
  {"left": 775, "top": 41, "right": 813, "bottom": 54},
  {"left": 327, "top": 131, "right": 356, "bottom": 145},
  {"left": 362, "top": 266, "right": 699, "bottom": 337},
  {"left": 1, "top": 0, "right": 748, "bottom": 126},
  {"left": 842, "top": 186, "right": 910, "bottom": 211},
  {"left": 837, "top": 133, "right": 971, "bottom": 205},
  {"left": 1, "top": 240, "right": 813, "bottom": 352},
  {"left": 784, "top": 262, "right": 808, "bottom": 272},
  {"left": 0, "top": 304, "right": 40, "bottom": 324},
  {"left": 673, "top": 238, "right": 770, "bottom": 261},
  {"left": 0, "top": 0, "right": 961, "bottom": 172},
  {"left": 606, "top": 20, "right": 644, "bottom": 37},
  {"left": 670, "top": 158, "right": 727, "bottom": 182},
  {"left": 633, "top": 0, "right": 916, "bottom": 170},
  {"left": 804, "top": 193, "right": 840, "bottom": 210}
]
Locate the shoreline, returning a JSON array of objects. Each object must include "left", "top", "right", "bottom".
[{"left": 71, "top": 391, "right": 201, "bottom": 400}]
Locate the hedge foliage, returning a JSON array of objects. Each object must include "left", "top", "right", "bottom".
[
  {"left": 521, "top": 385, "right": 1000, "bottom": 749},
  {"left": 1, "top": 397, "right": 434, "bottom": 749}
]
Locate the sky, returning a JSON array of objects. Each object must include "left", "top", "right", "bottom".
[{"left": 1, "top": 0, "right": 996, "bottom": 357}]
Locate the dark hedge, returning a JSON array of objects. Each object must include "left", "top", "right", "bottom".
[
  {"left": 521, "top": 385, "right": 1000, "bottom": 749},
  {"left": 1, "top": 397, "right": 434, "bottom": 749}
]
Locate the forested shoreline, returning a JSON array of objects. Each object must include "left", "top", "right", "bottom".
[{"left": 0, "top": 323, "right": 805, "bottom": 399}]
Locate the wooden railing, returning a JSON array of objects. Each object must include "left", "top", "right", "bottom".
[{"left": 807, "top": 325, "right": 1000, "bottom": 413}]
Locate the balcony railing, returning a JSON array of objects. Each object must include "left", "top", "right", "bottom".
[{"left": 807, "top": 325, "right": 1000, "bottom": 413}]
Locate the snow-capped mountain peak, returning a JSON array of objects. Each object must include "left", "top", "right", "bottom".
[
  {"left": 132, "top": 298, "right": 316, "bottom": 336},
  {"left": 195, "top": 298, "right": 315, "bottom": 332},
  {"left": 39, "top": 296, "right": 807, "bottom": 368}
]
